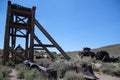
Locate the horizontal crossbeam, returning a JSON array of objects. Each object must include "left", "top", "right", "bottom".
[{"left": 34, "top": 44, "right": 55, "bottom": 47}]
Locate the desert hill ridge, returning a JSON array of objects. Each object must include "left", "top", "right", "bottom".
[{"left": 66, "top": 44, "right": 120, "bottom": 57}]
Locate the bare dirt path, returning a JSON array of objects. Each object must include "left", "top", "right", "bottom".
[
  {"left": 94, "top": 63, "right": 120, "bottom": 80},
  {"left": 59, "top": 72, "right": 120, "bottom": 80},
  {"left": 9, "top": 69, "right": 19, "bottom": 80},
  {"left": 9, "top": 69, "right": 25, "bottom": 80},
  {"left": 95, "top": 72, "right": 120, "bottom": 80}
]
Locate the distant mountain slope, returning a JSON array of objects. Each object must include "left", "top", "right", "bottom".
[
  {"left": 67, "top": 44, "right": 120, "bottom": 58},
  {"left": 91, "top": 44, "right": 120, "bottom": 57}
]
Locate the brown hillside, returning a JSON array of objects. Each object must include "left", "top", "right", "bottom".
[
  {"left": 67, "top": 44, "right": 120, "bottom": 58},
  {"left": 91, "top": 44, "right": 120, "bottom": 57}
]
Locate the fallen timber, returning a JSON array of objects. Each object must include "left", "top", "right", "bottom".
[{"left": 23, "top": 60, "right": 57, "bottom": 80}]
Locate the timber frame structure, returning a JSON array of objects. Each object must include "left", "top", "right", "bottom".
[{"left": 2, "top": 1, "right": 70, "bottom": 65}]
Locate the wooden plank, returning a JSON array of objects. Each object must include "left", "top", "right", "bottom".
[
  {"left": 10, "top": 34, "right": 26, "bottom": 38},
  {"left": 34, "top": 44, "right": 55, "bottom": 47},
  {"left": 29, "top": 7, "right": 36, "bottom": 62},
  {"left": 11, "top": 4, "right": 31, "bottom": 12},
  {"left": 3, "top": 1, "right": 11, "bottom": 65},
  {"left": 11, "top": 23, "right": 30, "bottom": 30},
  {"left": 34, "top": 48, "right": 44, "bottom": 50},
  {"left": 11, "top": 9, "right": 31, "bottom": 17},
  {"left": 25, "top": 31, "right": 29, "bottom": 58}
]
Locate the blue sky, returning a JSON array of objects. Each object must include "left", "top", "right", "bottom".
[{"left": 0, "top": 0, "right": 120, "bottom": 52}]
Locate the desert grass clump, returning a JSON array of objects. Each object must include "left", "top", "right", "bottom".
[
  {"left": 99, "top": 63, "right": 115, "bottom": 74},
  {"left": 92, "top": 64, "right": 100, "bottom": 72},
  {"left": 0, "top": 72, "right": 8, "bottom": 80},
  {"left": 6, "top": 60, "right": 15, "bottom": 67},
  {"left": 99, "top": 63, "right": 120, "bottom": 77},
  {"left": 24, "top": 69, "right": 46, "bottom": 80},
  {"left": 16, "top": 64, "right": 46, "bottom": 80},
  {"left": 35, "top": 58, "right": 52, "bottom": 68},
  {"left": 0, "top": 72, "right": 4, "bottom": 80},
  {"left": 0, "top": 66, "right": 11, "bottom": 80},
  {"left": 16, "top": 64, "right": 28, "bottom": 79},
  {"left": 49, "top": 61, "right": 74, "bottom": 78},
  {"left": 118, "top": 63, "right": 120, "bottom": 68},
  {"left": 111, "top": 68, "right": 120, "bottom": 77},
  {"left": 74, "top": 60, "right": 88, "bottom": 66},
  {"left": 64, "top": 71, "right": 85, "bottom": 80}
]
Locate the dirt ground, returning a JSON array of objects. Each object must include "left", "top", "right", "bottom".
[
  {"left": 95, "top": 72, "right": 120, "bottom": 80},
  {"left": 9, "top": 69, "right": 25, "bottom": 80},
  {"left": 59, "top": 72, "right": 120, "bottom": 80}
]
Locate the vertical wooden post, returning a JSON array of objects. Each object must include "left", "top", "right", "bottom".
[
  {"left": 25, "top": 31, "right": 29, "bottom": 59},
  {"left": 2, "top": 1, "right": 11, "bottom": 65},
  {"left": 29, "top": 7, "right": 36, "bottom": 62}
]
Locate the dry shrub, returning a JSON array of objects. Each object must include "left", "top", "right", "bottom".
[{"left": 64, "top": 71, "right": 85, "bottom": 80}]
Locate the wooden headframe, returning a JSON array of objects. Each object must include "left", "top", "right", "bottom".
[{"left": 2, "top": 1, "right": 70, "bottom": 64}]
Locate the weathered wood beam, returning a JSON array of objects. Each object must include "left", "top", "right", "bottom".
[
  {"left": 11, "top": 23, "right": 29, "bottom": 29},
  {"left": 10, "top": 34, "right": 27, "bottom": 38},
  {"left": 11, "top": 9, "right": 31, "bottom": 17},
  {"left": 25, "top": 31, "right": 29, "bottom": 58},
  {"left": 11, "top": 4, "right": 31, "bottom": 12},
  {"left": 29, "top": 7, "right": 36, "bottom": 62},
  {"left": 2, "top": 1, "right": 11, "bottom": 65},
  {"left": 34, "top": 44, "right": 55, "bottom": 47},
  {"left": 34, "top": 48, "right": 44, "bottom": 50}
]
